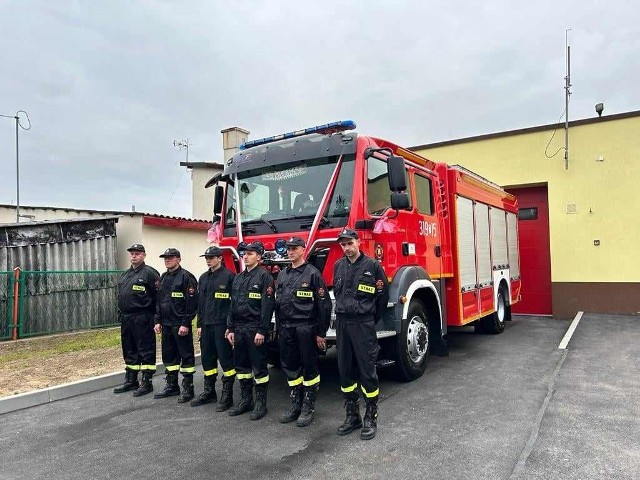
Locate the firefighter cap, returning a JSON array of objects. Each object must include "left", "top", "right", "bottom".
[
  {"left": 243, "top": 241, "right": 264, "bottom": 255},
  {"left": 337, "top": 228, "right": 359, "bottom": 241},
  {"left": 159, "top": 247, "right": 181, "bottom": 258},
  {"left": 285, "top": 236, "right": 306, "bottom": 248},
  {"left": 127, "top": 243, "right": 146, "bottom": 253},
  {"left": 201, "top": 246, "right": 223, "bottom": 257}
]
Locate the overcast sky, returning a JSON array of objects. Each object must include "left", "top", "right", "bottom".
[{"left": 1, "top": 1, "right": 638, "bottom": 219}]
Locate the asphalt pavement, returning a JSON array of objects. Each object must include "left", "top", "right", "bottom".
[{"left": 1, "top": 314, "right": 639, "bottom": 480}]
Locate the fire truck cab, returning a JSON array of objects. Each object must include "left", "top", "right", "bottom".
[{"left": 207, "top": 120, "right": 521, "bottom": 381}]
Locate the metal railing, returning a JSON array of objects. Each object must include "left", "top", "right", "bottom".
[{"left": 2, "top": 269, "right": 122, "bottom": 340}]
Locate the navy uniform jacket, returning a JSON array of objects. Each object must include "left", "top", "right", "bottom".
[
  {"left": 227, "top": 266, "right": 275, "bottom": 336},
  {"left": 275, "top": 262, "right": 332, "bottom": 338},
  {"left": 333, "top": 252, "right": 389, "bottom": 322},
  {"left": 118, "top": 263, "right": 160, "bottom": 315},
  {"left": 197, "top": 266, "right": 235, "bottom": 327},
  {"left": 155, "top": 266, "right": 198, "bottom": 328}
]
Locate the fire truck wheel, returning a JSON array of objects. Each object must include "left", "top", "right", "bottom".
[
  {"left": 394, "top": 301, "right": 430, "bottom": 381},
  {"left": 479, "top": 288, "right": 507, "bottom": 334}
]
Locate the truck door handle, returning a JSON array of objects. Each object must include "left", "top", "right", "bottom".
[{"left": 435, "top": 245, "right": 441, "bottom": 257}]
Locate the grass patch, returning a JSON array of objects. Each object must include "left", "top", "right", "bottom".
[{"left": 0, "top": 328, "right": 121, "bottom": 366}]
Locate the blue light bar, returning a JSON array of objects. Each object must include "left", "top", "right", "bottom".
[{"left": 239, "top": 120, "right": 356, "bottom": 150}]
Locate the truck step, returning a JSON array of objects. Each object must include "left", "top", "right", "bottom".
[
  {"left": 376, "top": 330, "right": 397, "bottom": 339},
  {"left": 376, "top": 359, "right": 396, "bottom": 368}
]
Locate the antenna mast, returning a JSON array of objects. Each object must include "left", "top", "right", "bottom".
[{"left": 564, "top": 29, "right": 572, "bottom": 169}]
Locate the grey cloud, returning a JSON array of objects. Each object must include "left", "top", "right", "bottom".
[{"left": 1, "top": 1, "right": 639, "bottom": 218}]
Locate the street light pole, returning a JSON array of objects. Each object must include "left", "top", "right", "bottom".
[{"left": 1, "top": 111, "right": 31, "bottom": 223}]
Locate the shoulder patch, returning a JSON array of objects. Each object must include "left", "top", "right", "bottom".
[{"left": 188, "top": 286, "right": 196, "bottom": 295}]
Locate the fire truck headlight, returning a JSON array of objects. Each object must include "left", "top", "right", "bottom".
[{"left": 274, "top": 239, "right": 287, "bottom": 256}]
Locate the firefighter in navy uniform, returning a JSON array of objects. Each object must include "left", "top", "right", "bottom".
[
  {"left": 333, "top": 228, "right": 389, "bottom": 440},
  {"left": 114, "top": 244, "right": 160, "bottom": 397},
  {"left": 226, "top": 241, "right": 275, "bottom": 420},
  {"left": 275, "top": 236, "right": 331, "bottom": 427},
  {"left": 153, "top": 248, "right": 199, "bottom": 403},
  {"left": 191, "top": 246, "right": 236, "bottom": 410}
]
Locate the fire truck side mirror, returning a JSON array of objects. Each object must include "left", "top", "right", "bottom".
[
  {"left": 387, "top": 155, "right": 407, "bottom": 192},
  {"left": 390, "top": 192, "right": 410, "bottom": 210},
  {"left": 213, "top": 185, "right": 224, "bottom": 215}
]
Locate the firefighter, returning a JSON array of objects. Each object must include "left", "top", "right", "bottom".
[
  {"left": 191, "top": 246, "right": 236, "bottom": 411},
  {"left": 225, "top": 241, "right": 275, "bottom": 420},
  {"left": 275, "top": 236, "right": 331, "bottom": 427},
  {"left": 114, "top": 243, "right": 160, "bottom": 397},
  {"left": 153, "top": 248, "right": 199, "bottom": 403},
  {"left": 333, "top": 228, "right": 389, "bottom": 440}
]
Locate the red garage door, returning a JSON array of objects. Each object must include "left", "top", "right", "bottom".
[{"left": 507, "top": 186, "right": 552, "bottom": 315}]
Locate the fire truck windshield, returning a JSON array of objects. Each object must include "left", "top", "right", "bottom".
[{"left": 224, "top": 154, "right": 355, "bottom": 234}]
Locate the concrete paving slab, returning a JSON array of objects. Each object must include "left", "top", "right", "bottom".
[{"left": 0, "top": 389, "right": 50, "bottom": 416}]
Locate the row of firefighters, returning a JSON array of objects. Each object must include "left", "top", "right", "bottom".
[{"left": 116, "top": 228, "right": 388, "bottom": 441}]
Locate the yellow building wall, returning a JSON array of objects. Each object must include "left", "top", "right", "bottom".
[
  {"left": 414, "top": 116, "right": 640, "bottom": 283},
  {"left": 141, "top": 225, "right": 210, "bottom": 277},
  {"left": 191, "top": 167, "right": 221, "bottom": 222}
]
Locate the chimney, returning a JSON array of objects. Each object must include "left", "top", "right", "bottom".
[{"left": 221, "top": 127, "right": 250, "bottom": 163}]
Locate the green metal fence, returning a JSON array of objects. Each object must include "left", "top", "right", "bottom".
[
  {"left": 1, "top": 271, "right": 14, "bottom": 341},
  {"left": 14, "top": 270, "right": 122, "bottom": 338}
]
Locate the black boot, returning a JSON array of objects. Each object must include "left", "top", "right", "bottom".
[
  {"left": 132, "top": 370, "right": 154, "bottom": 397},
  {"left": 153, "top": 372, "right": 180, "bottom": 398},
  {"left": 216, "top": 376, "right": 234, "bottom": 412},
  {"left": 279, "top": 386, "right": 303, "bottom": 423},
  {"left": 228, "top": 380, "right": 254, "bottom": 416},
  {"left": 279, "top": 386, "right": 303, "bottom": 424},
  {"left": 360, "top": 398, "right": 378, "bottom": 440},
  {"left": 337, "top": 398, "right": 363, "bottom": 436},
  {"left": 250, "top": 383, "right": 268, "bottom": 421},
  {"left": 296, "top": 386, "right": 318, "bottom": 427},
  {"left": 191, "top": 375, "right": 217, "bottom": 407},
  {"left": 177, "top": 376, "right": 195, "bottom": 403},
  {"left": 114, "top": 369, "right": 139, "bottom": 394}
]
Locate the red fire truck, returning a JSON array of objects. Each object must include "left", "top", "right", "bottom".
[{"left": 206, "top": 120, "right": 521, "bottom": 381}]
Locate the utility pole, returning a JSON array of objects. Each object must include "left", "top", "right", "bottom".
[{"left": 1, "top": 111, "right": 31, "bottom": 222}]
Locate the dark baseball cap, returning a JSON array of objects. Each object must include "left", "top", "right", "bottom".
[
  {"left": 159, "top": 247, "right": 181, "bottom": 258},
  {"left": 337, "top": 228, "right": 359, "bottom": 241},
  {"left": 243, "top": 241, "right": 264, "bottom": 255},
  {"left": 201, "top": 246, "right": 223, "bottom": 257},
  {"left": 127, "top": 243, "right": 146, "bottom": 253},
  {"left": 285, "top": 236, "right": 306, "bottom": 248}
]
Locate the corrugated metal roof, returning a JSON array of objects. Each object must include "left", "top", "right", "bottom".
[
  {"left": 0, "top": 217, "right": 118, "bottom": 248},
  {"left": 0, "top": 204, "right": 210, "bottom": 223}
]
